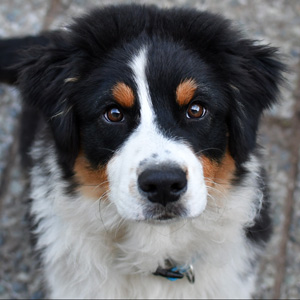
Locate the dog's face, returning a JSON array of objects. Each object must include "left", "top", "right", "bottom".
[
  {"left": 104, "top": 45, "right": 213, "bottom": 221},
  {"left": 71, "top": 42, "right": 231, "bottom": 222},
  {"left": 19, "top": 6, "right": 283, "bottom": 223}
]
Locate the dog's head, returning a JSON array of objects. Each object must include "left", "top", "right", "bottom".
[{"left": 19, "top": 5, "right": 284, "bottom": 222}]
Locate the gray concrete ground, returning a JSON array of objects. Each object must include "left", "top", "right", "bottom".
[{"left": 0, "top": 0, "right": 299, "bottom": 299}]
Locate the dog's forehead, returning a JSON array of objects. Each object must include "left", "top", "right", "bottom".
[
  {"left": 126, "top": 44, "right": 194, "bottom": 109},
  {"left": 122, "top": 41, "right": 219, "bottom": 112}
]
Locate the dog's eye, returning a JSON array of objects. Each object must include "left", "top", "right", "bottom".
[
  {"left": 186, "top": 102, "right": 206, "bottom": 119},
  {"left": 104, "top": 107, "right": 124, "bottom": 122}
]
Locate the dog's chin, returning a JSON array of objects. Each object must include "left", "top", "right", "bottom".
[
  {"left": 144, "top": 215, "right": 184, "bottom": 225},
  {"left": 141, "top": 203, "right": 189, "bottom": 224}
]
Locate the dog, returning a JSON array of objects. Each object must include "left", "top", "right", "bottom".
[{"left": 0, "top": 4, "right": 284, "bottom": 299}]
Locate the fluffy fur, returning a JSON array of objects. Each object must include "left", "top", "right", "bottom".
[{"left": 0, "top": 4, "right": 285, "bottom": 299}]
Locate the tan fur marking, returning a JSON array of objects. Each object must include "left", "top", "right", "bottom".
[
  {"left": 176, "top": 79, "right": 198, "bottom": 106},
  {"left": 201, "top": 151, "right": 236, "bottom": 209},
  {"left": 112, "top": 82, "right": 135, "bottom": 108},
  {"left": 201, "top": 151, "right": 236, "bottom": 188},
  {"left": 74, "top": 154, "right": 109, "bottom": 200}
]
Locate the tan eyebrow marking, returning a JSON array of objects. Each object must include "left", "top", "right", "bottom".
[
  {"left": 112, "top": 82, "right": 135, "bottom": 108},
  {"left": 176, "top": 79, "right": 198, "bottom": 106}
]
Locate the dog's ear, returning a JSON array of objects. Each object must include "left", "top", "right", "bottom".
[
  {"left": 225, "top": 42, "right": 285, "bottom": 163},
  {"left": 18, "top": 32, "right": 83, "bottom": 168}
]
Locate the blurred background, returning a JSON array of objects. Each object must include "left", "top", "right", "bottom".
[{"left": 0, "top": 0, "right": 299, "bottom": 299}]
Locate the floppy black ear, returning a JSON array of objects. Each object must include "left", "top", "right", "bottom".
[
  {"left": 18, "top": 32, "right": 82, "bottom": 168},
  {"left": 225, "top": 42, "right": 285, "bottom": 163}
]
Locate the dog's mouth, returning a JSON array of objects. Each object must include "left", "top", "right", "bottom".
[{"left": 143, "top": 203, "right": 188, "bottom": 222}]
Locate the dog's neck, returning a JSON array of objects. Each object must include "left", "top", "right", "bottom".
[{"left": 110, "top": 219, "right": 199, "bottom": 276}]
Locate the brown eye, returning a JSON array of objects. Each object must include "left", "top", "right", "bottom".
[
  {"left": 105, "top": 107, "right": 124, "bottom": 122},
  {"left": 186, "top": 102, "right": 206, "bottom": 119}
]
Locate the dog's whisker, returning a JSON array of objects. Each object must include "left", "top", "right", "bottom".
[
  {"left": 114, "top": 217, "right": 127, "bottom": 239},
  {"left": 203, "top": 177, "right": 234, "bottom": 188},
  {"left": 195, "top": 148, "right": 224, "bottom": 156},
  {"left": 50, "top": 105, "right": 73, "bottom": 120},
  {"left": 97, "top": 190, "right": 111, "bottom": 234},
  {"left": 206, "top": 194, "right": 227, "bottom": 219},
  {"left": 92, "top": 181, "right": 110, "bottom": 192},
  {"left": 97, "top": 147, "right": 117, "bottom": 154},
  {"left": 169, "top": 219, "right": 189, "bottom": 234},
  {"left": 205, "top": 185, "right": 228, "bottom": 198}
]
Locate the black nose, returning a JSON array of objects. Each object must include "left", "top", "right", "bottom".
[{"left": 138, "top": 167, "right": 187, "bottom": 206}]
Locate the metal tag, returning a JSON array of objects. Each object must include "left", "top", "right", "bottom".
[{"left": 184, "top": 264, "right": 195, "bottom": 284}]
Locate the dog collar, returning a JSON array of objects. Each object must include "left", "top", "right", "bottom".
[{"left": 153, "top": 259, "right": 195, "bottom": 284}]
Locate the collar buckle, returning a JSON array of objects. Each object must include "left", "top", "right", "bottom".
[{"left": 153, "top": 259, "right": 195, "bottom": 284}]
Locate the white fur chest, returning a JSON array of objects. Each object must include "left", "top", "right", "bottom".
[{"left": 30, "top": 183, "right": 256, "bottom": 298}]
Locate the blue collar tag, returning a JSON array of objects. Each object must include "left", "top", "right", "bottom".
[{"left": 153, "top": 261, "right": 195, "bottom": 284}]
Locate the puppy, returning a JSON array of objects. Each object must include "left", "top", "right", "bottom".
[{"left": 0, "top": 4, "right": 284, "bottom": 299}]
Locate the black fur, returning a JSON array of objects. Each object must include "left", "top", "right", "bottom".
[
  {"left": 19, "top": 104, "right": 42, "bottom": 169},
  {"left": 246, "top": 168, "right": 272, "bottom": 244},
  {"left": 0, "top": 35, "right": 49, "bottom": 84}
]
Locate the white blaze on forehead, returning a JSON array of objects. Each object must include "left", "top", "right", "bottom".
[{"left": 129, "top": 47, "right": 154, "bottom": 125}]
